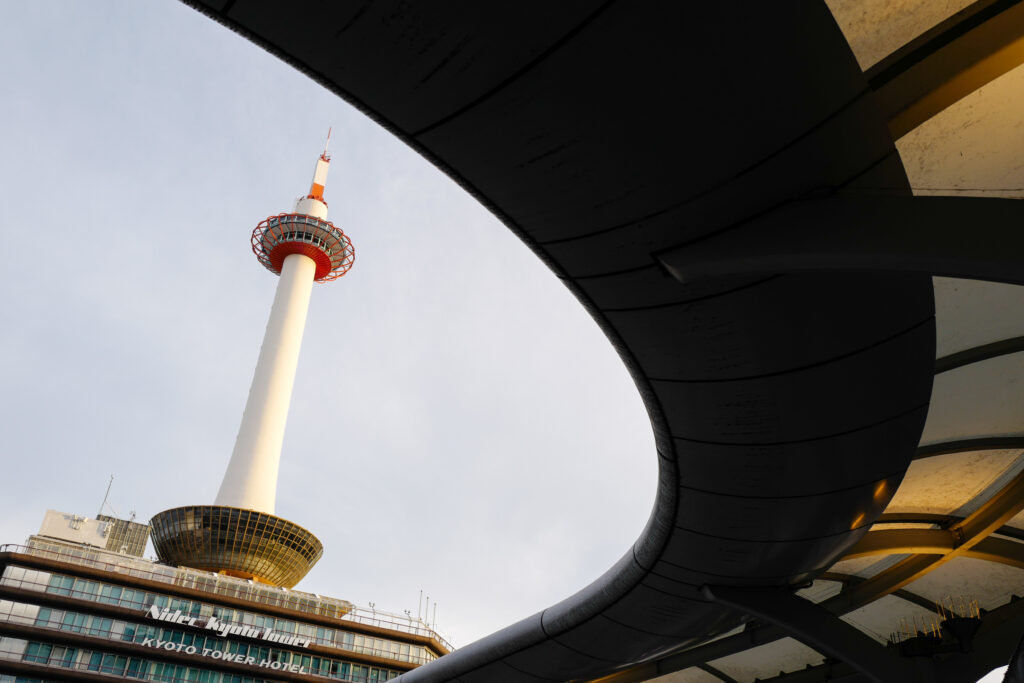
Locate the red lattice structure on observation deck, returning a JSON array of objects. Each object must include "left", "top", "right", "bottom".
[{"left": 251, "top": 213, "right": 354, "bottom": 281}]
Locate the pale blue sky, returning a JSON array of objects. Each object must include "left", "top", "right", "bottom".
[{"left": 0, "top": 1, "right": 656, "bottom": 645}]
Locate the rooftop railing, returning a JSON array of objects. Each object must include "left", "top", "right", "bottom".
[{"left": 1, "top": 541, "right": 453, "bottom": 652}]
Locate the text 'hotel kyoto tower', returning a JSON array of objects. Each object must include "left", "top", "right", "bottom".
[{"left": 150, "top": 133, "right": 354, "bottom": 588}]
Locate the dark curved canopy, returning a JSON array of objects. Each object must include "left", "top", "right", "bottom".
[{"left": 181, "top": 2, "right": 1024, "bottom": 681}]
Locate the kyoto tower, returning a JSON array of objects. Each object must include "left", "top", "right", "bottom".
[{"left": 150, "top": 133, "right": 353, "bottom": 588}]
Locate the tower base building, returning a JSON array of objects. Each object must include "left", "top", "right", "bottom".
[{"left": 1, "top": 510, "right": 450, "bottom": 682}]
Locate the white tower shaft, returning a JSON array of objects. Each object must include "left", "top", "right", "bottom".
[{"left": 215, "top": 252, "right": 317, "bottom": 512}]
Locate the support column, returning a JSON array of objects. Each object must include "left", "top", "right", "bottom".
[{"left": 216, "top": 252, "right": 317, "bottom": 512}]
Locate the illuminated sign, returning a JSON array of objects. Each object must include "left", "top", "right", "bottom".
[{"left": 145, "top": 605, "right": 312, "bottom": 649}]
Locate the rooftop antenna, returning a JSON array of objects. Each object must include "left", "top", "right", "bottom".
[
  {"left": 322, "top": 127, "right": 332, "bottom": 159},
  {"left": 98, "top": 475, "right": 114, "bottom": 518}
]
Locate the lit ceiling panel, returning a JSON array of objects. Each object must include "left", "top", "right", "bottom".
[
  {"left": 826, "top": 0, "right": 976, "bottom": 69},
  {"left": 897, "top": 62, "right": 1024, "bottom": 193},
  {"left": 886, "top": 450, "right": 1022, "bottom": 516}
]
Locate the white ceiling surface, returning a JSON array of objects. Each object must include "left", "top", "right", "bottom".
[
  {"left": 841, "top": 594, "right": 941, "bottom": 644},
  {"left": 708, "top": 638, "right": 825, "bottom": 682},
  {"left": 920, "top": 354, "right": 1024, "bottom": 445},
  {"left": 903, "top": 557, "right": 1024, "bottom": 610},
  {"left": 934, "top": 278, "right": 1024, "bottom": 358},
  {"left": 798, "top": 579, "right": 844, "bottom": 604},
  {"left": 648, "top": 667, "right": 722, "bottom": 683}
]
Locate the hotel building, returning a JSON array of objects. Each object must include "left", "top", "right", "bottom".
[{"left": 0, "top": 510, "right": 450, "bottom": 682}]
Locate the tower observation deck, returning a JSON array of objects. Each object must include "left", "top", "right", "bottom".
[{"left": 151, "top": 133, "right": 353, "bottom": 588}]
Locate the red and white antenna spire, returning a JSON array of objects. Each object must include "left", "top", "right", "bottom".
[
  {"left": 216, "top": 133, "right": 354, "bottom": 513},
  {"left": 295, "top": 128, "right": 333, "bottom": 219}
]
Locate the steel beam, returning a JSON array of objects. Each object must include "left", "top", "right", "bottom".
[
  {"left": 819, "top": 572, "right": 942, "bottom": 614},
  {"left": 656, "top": 196, "right": 1024, "bottom": 286},
  {"left": 836, "top": 533, "right": 1024, "bottom": 571},
  {"left": 820, "top": 469, "right": 1024, "bottom": 615},
  {"left": 844, "top": 528, "right": 955, "bottom": 557},
  {"left": 702, "top": 585, "right": 919, "bottom": 683},
  {"left": 935, "top": 336, "right": 1024, "bottom": 374},
  {"left": 696, "top": 663, "right": 740, "bottom": 683},
  {"left": 728, "top": 662, "right": 869, "bottom": 683},
  {"left": 916, "top": 437, "right": 1024, "bottom": 460},
  {"left": 875, "top": 513, "right": 956, "bottom": 526},
  {"left": 748, "top": 597, "right": 1024, "bottom": 683},
  {"left": 865, "top": 0, "right": 1024, "bottom": 138},
  {"left": 970, "top": 537, "right": 1024, "bottom": 570}
]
